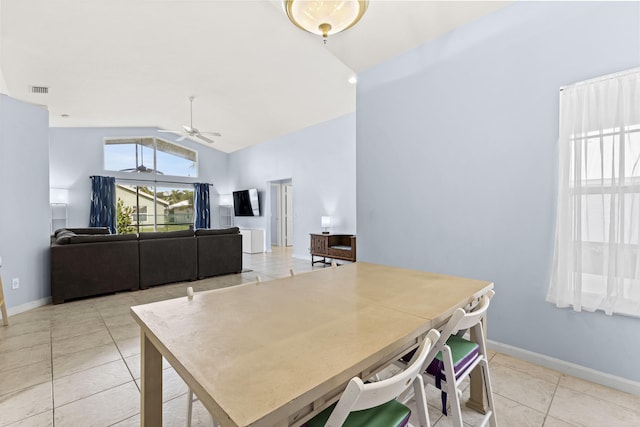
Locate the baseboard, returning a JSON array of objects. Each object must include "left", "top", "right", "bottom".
[
  {"left": 6, "top": 297, "right": 51, "bottom": 317},
  {"left": 487, "top": 339, "right": 640, "bottom": 396}
]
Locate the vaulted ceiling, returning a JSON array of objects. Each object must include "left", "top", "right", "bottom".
[{"left": 0, "top": 1, "right": 507, "bottom": 153}]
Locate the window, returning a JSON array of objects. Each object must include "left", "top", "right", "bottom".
[
  {"left": 547, "top": 68, "right": 640, "bottom": 316},
  {"left": 104, "top": 137, "right": 197, "bottom": 177},
  {"left": 116, "top": 184, "right": 194, "bottom": 234}
]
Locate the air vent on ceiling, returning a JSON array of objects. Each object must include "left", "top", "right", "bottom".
[{"left": 30, "top": 86, "right": 49, "bottom": 94}]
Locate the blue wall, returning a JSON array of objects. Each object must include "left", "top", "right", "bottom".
[
  {"left": 228, "top": 114, "right": 356, "bottom": 259},
  {"left": 0, "top": 95, "right": 51, "bottom": 310},
  {"left": 357, "top": 2, "right": 640, "bottom": 381}
]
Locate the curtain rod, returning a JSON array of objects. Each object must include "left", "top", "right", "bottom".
[
  {"left": 560, "top": 67, "right": 639, "bottom": 91},
  {"left": 89, "top": 176, "right": 212, "bottom": 186}
]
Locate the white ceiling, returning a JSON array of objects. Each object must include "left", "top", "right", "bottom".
[{"left": 0, "top": 0, "right": 507, "bottom": 153}]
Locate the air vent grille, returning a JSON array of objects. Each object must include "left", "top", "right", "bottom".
[{"left": 30, "top": 86, "right": 49, "bottom": 94}]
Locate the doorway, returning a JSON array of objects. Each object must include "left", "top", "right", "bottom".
[{"left": 270, "top": 180, "right": 293, "bottom": 247}]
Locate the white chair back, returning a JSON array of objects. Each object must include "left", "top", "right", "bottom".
[
  {"left": 417, "top": 290, "right": 494, "bottom": 373},
  {"left": 325, "top": 329, "right": 440, "bottom": 426},
  {"left": 453, "top": 290, "right": 493, "bottom": 333},
  {"left": 420, "top": 289, "right": 496, "bottom": 427}
]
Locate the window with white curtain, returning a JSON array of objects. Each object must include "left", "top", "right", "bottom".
[{"left": 547, "top": 68, "right": 640, "bottom": 316}]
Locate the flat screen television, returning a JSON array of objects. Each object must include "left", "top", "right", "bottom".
[{"left": 233, "top": 189, "right": 260, "bottom": 216}]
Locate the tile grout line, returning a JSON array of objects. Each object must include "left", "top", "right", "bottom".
[
  {"left": 50, "top": 313, "right": 56, "bottom": 427},
  {"left": 50, "top": 308, "right": 137, "bottom": 425},
  {"left": 98, "top": 305, "right": 140, "bottom": 390},
  {"left": 487, "top": 358, "right": 557, "bottom": 423}
]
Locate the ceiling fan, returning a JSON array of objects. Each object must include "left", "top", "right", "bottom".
[
  {"left": 159, "top": 96, "right": 222, "bottom": 144},
  {"left": 120, "top": 143, "right": 163, "bottom": 174}
]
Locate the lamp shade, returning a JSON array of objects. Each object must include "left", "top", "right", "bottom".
[
  {"left": 283, "top": 0, "right": 368, "bottom": 41},
  {"left": 321, "top": 216, "right": 332, "bottom": 228},
  {"left": 50, "top": 188, "right": 69, "bottom": 204},
  {"left": 219, "top": 194, "right": 233, "bottom": 206}
]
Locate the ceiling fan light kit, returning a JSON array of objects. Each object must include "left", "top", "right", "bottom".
[{"left": 283, "top": 0, "right": 369, "bottom": 44}]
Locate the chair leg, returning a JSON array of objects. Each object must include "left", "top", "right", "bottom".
[
  {"left": 413, "top": 375, "right": 431, "bottom": 427},
  {"left": 481, "top": 359, "right": 498, "bottom": 427},
  {"left": 442, "top": 347, "right": 464, "bottom": 427},
  {"left": 188, "top": 388, "right": 220, "bottom": 427},
  {"left": 187, "top": 389, "right": 193, "bottom": 427}
]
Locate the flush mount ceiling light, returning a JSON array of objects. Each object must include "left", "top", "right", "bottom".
[{"left": 283, "top": 0, "right": 369, "bottom": 44}]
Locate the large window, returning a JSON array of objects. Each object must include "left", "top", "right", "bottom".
[
  {"left": 116, "top": 184, "right": 194, "bottom": 234},
  {"left": 104, "top": 137, "right": 197, "bottom": 177},
  {"left": 547, "top": 68, "right": 640, "bottom": 317}
]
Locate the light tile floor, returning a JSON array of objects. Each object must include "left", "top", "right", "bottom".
[{"left": 1, "top": 247, "right": 639, "bottom": 426}]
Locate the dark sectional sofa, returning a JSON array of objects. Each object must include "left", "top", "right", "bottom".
[{"left": 51, "top": 227, "right": 242, "bottom": 304}]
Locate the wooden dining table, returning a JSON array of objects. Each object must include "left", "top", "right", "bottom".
[{"left": 130, "top": 262, "right": 493, "bottom": 427}]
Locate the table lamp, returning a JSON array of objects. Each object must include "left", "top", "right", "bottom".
[{"left": 321, "top": 216, "right": 332, "bottom": 234}]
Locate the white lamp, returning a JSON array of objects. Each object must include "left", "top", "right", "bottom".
[
  {"left": 219, "top": 194, "right": 233, "bottom": 206},
  {"left": 321, "top": 216, "right": 332, "bottom": 234},
  {"left": 50, "top": 188, "right": 69, "bottom": 204}
]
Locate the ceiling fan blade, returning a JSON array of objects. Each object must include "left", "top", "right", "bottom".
[
  {"left": 196, "top": 134, "right": 216, "bottom": 144},
  {"left": 201, "top": 131, "right": 222, "bottom": 137},
  {"left": 176, "top": 135, "right": 187, "bottom": 142},
  {"left": 157, "top": 129, "right": 180, "bottom": 133}
]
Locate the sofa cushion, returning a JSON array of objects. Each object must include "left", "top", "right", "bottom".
[
  {"left": 55, "top": 230, "right": 77, "bottom": 244},
  {"left": 55, "top": 227, "right": 110, "bottom": 237},
  {"left": 138, "top": 229, "right": 194, "bottom": 240},
  {"left": 67, "top": 234, "right": 138, "bottom": 244},
  {"left": 195, "top": 227, "right": 240, "bottom": 236},
  {"left": 54, "top": 228, "right": 71, "bottom": 237}
]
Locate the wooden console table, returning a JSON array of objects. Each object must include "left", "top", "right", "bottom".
[{"left": 310, "top": 233, "right": 356, "bottom": 265}]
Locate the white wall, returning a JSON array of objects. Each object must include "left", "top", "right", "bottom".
[
  {"left": 0, "top": 95, "right": 50, "bottom": 310},
  {"left": 49, "top": 127, "right": 229, "bottom": 229},
  {"left": 357, "top": 2, "right": 640, "bottom": 382},
  {"left": 228, "top": 114, "right": 356, "bottom": 259}
]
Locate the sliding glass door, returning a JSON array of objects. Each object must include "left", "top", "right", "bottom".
[{"left": 115, "top": 184, "right": 194, "bottom": 234}]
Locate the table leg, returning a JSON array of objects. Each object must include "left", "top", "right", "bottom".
[
  {"left": 141, "top": 331, "right": 163, "bottom": 426},
  {"left": 466, "top": 317, "right": 487, "bottom": 414}
]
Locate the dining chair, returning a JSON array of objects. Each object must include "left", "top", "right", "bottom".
[
  {"left": 186, "top": 388, "right": 218, "bottom": 427},
  {"left": 303, "top": 329, "right": 440, "bottom": 427},
  {"left": 420, "top": 290, "right": 496, "bottom": 427},
  {"left": 185, "top": 285, "right": 220, "bottom": 427}
]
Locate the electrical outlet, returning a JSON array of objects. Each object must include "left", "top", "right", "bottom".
[{"left": 12, "top": 277, "right": 19, "bottom": 290}]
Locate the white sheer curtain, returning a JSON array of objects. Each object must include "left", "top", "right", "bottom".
[{"left": 547, "top": 68, "right": 640, "bottom": 316}]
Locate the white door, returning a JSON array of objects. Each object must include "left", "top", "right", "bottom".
[
  {"left": 284, "top": 184, "right": 293, "bottom": 247},
  {"left": 271, "top": 183, "right": 281, "bottom": 246}
]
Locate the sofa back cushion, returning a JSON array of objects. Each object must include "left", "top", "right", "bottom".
[
  {"left": 138, "top": 229, "right": 194, "bottom": 240},
  {"left": 54, "top": 227, "right": 110, "bottom": 237},
  {"left": 195, "top": 227, "right": 240, "bottom": 236},
  {"left": 68, "top": 234, "right": 137, "bottom": 244},
  {"left": 55, "top": 230, "right": 77, "bottom": 244},
  {"left": 55, "top": 232, "right": 136, "bottom": 245}
]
